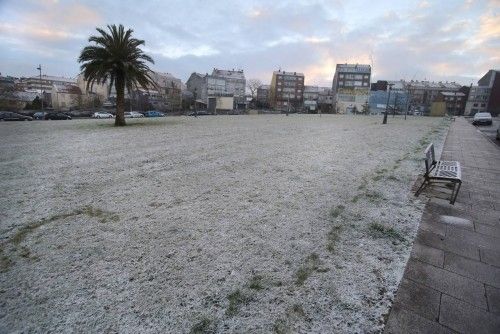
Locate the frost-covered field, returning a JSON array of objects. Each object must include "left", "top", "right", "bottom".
[{"left": 0, "top": 115, "right": 449, "bottom": 333}]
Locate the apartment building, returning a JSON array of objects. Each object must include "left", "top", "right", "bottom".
[
  {"left": 186, "top": 72, "right": 234, "bottom": 112},
  {"left": 150, "top": 72, "right": 182, "bottom": 111},
  {"left": 22, "top": 75, "right": 76, "bottom": 92},
  {"left": 51, "top": 84, "right": 82, "bottom": 110},
  {"left": 303, "top": 85, "right": 319, "bottom": 112},
  {"left": 332, "top": 64, "right": 371, "bottom": 114},
  {"left": 256, "top": 85, "right": 270, "bottom": 107},
  {"left": 464, "top": 69, "right": 500, "bottom": 116},
  {"left": 317, "top": 87, "right": 334, "bottom": 112},
  {"left": 212, "top": 68, "right": 246, "bottom": 108},
  {"left": 269, "top": 70, "right": 305, "bottom": 111},
  {"left": 440, "top": 91, "right": 467, "bottom": 115}
]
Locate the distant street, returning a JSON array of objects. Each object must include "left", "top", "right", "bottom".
[{"left": 467, "top": 117, "right": 500, "bottom": 147}]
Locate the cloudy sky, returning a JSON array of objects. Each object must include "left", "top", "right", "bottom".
[{"left": 0, "top": 0, "right": 498, "bottom": 86}]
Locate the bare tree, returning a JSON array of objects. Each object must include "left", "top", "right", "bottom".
[{"left": 247, "top": 79, "right": 262, "bottom": 99}]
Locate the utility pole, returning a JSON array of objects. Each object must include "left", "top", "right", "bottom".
[
  {"left": 393, "top": 92, "right": 398, "bottom": 118},
  {"left": 286, "top": 92, "right": 290, "bottom": 116},
  {"left": 404, "top": 81, "right": 409, "bottom": 120},
  {"left": 382, "top": 83, "right": 394, "bottom": 124},
  {"left": 194, "top": 88, "right": 198, "bottom": 117},
  {"left": 36, "top": 64, "right": 43, "bottom": 110}
]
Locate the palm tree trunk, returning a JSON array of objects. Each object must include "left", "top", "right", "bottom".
[{"left": 115, "top": 77, "right": 126, "bottom": 126}]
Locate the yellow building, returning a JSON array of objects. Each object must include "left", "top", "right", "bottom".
[{"left": 430, "top": 101, "right": 446, "bottom": 116}]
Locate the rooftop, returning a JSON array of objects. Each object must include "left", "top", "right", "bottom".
[
  {"left": 26, "top": 75, "right": 76, "bottom": 83},
  {"left": 336, "top": 63, "right": 371, "bottom": 73},
  {"left": 273, "top": 70, "right": 304, "bottom": 77},
  {"left": 405, "top": 80, "right": 461, "bottom": 89},
  {"left": 52, "top": 83, "right": 81, "bottom": 94},
  {"left": 441, "top": 91, "right": 466, "bottom": 97},
  {"left": 212, "top": 68, "right": 245, "bottom": 80}
]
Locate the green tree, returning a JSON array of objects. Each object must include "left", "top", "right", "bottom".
[{"left": 78, "top": 24, "right": 155, "bottom": 126}]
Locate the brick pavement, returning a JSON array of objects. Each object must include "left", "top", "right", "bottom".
[{"left": 385, "top": 118, "right": 500, "bottom": 334}]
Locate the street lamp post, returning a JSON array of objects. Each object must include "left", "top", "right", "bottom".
[
  {"left": 393, "top": 92, "right": 399, "bottom": 118},
  {"left": 36, "top": 64, "right": 43, "bottom": 110},
  {"left": 194, "top": 88, "right": 198, "bottom": 117},
  {"left": 286, "top": 92, "right": 290, "bottom": 116},
  {"left": 382, "top": 83, "right": 394, "bottom": 124}
]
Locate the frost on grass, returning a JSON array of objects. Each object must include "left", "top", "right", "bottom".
[{"left": 0, "top": 115, "right": 449, "bottom": 333}]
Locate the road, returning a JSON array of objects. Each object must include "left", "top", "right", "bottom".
[{"left": 467, "top": 116, "right": 500, "bottom": 147}]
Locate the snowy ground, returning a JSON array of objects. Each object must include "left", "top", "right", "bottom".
[{"left": 0, "top": 115, "right": 449, "bottom": 333}]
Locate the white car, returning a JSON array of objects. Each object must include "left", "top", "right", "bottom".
[
  {"left": 124, "top": 111, "right": 144, "bottom": 118},
  {"left": 93, "top": 112, "right": 114, "bottom": 119},
  {"left": 472, "top": 112, "right": 492, "bottom": 126}
]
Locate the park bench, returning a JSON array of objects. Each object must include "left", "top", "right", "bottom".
[{"left": 415, "top": 143, "right": 462, "bottom": 204}]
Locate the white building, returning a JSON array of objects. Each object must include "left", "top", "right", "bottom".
[{"left": 332, "top": 64, "right": 371, "bottom": 114}]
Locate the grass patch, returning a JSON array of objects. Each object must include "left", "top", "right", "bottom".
[
  {"left": 329, "top": 205, "right": 345, "bottom": 219},
  {"left": 338, "top": 302, "right": 361, "bottom": 312},
  {"left": 273, "top": 304, "right": 308, "bottom": 333},
  {"left": 248, "top": 274, "right": 264, "bottom": 291},
  {"left": 0, "top": 246, "right": 13, "bottom": 273},
  {"left": 327, "top": 225, "right": 342, "bottom": 253},
  {"left": 189, "top": 316, "right": 214, "bottom": 334},
  {"left": 368, "top": 223, "right": 406, "bottom": 243},
  {"left": 364, "top": 190, "right": 384, "bottom": 202},
  {"left": 273, "top": 318, "right": 289, "bottom": 334},
  {"left": 295, "top": 253, "right": 321, "bottom": 286},
  {"left": 291, "top": 304, "right": 306, "bottom": 317},
  {"left": 226, "top": 289, "right": 251, "bottom": 317},
  {"left": 351, "top": 194, "right": 361, "bottom": 203}
]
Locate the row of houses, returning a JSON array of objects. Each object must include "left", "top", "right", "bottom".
[
  {"left": 253, "top": 65, "right": 499, "bottom": 116},
  {"left": 368, "top": 70, "right": 500, "bottom": 116},
  {"left": 1, "top": 65, "right": 498, "bottom": 116},
  {"left": 0, "top": 71, "right": 183, "bottom": 112}
]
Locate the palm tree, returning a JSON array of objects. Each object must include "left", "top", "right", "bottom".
[{"left": 78, "top": 24, "right": 155, "bottom": 126}]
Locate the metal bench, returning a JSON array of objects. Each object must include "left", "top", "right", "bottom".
[{"left": 415, "top": 143, "right": 462, "bottom": 204}]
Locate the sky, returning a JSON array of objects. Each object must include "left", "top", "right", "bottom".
[{"left": 0, "top": 0, "right": 499, "bottom": 87}]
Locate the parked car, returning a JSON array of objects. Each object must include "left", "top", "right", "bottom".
[
  {"left": 93, "top": 112, "right": 114, "bottom": 119},
  {"left": 33, "top": 111, "right": 48, "bottom": 120},
  {"left": 472, "top": 112, "right": 492, "bottom": 125},
  {"left": 188, "top": 110, "right": 211, "bottom": 116},
  {"left": 124, "top": 111, "right": 144, "bottom": 118},
  {"left": 496, "top": 125, "right": 500, "bottom": 141},
  {"left": 0, "top": 112, "right": 33, "bottom": 121},
  {"left": 45, "top": 112, "right": 72, "bottom": 120},
  {"left": 144, "top": 111, "right": 165, "bottom": 117}
]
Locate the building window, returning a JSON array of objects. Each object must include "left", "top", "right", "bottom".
[
  {"left": 481, "top": 103, "right": 485, "bottom": 107},
  {"left": 473, "top": 103, "right": 478, "bottom": 107},
  {"left": 339, "top": 74, "right": 344, "bottom": 78}
]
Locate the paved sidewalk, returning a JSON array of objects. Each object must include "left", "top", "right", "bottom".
[{"left": 385, "top": 118, "right": 500, "bottom": 333}]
